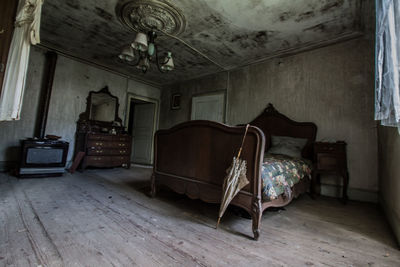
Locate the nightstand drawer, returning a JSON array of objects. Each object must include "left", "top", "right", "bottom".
[
  {"left": 317, "top": 153, "right": 340, "bottom": 171},
  {"left": 314, "top": 143, "right": 346, "bottom": 153}
]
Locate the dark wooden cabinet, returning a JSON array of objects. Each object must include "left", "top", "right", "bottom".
[
  {"left": 75, "top": 87, "right": 132, "bottom": 170},
  {"left": 0, "top": 0, "right": 18, "bottom": 92},
  {"left": 312, "top": 141, "right": 349, "bottom": 203},
  {"left": 77, "top": 133, "right": 131, "bottom": 169}
]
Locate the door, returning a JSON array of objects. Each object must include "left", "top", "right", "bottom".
[
  {"left": 191, "top": 93, "right": 225, "bottom": 123},
  {"left": 131, "top": 103, "right": 156, "bottom": 165}
]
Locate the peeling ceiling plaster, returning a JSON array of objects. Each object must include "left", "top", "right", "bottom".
[{"left": 40, "top": 0, "right": 364, "bottom": 86}]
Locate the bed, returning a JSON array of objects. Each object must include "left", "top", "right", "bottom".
[{"left": 151, "top": 104, "right": 317, "bottom": 240}]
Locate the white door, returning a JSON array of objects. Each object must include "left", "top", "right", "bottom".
[
  {"left": 191, "top": 93, "right": 225, "bottom": 123},
  {"left": 132, "top": 103, "right": 156, "bottom": 164}
]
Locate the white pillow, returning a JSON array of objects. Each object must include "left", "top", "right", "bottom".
[{"left": 267, "top": 135, "right": 308, "bottom": 158}]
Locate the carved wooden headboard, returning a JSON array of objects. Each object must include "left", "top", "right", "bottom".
[{"left": 250, "top": 103, "right": 317, "bottom": 160}]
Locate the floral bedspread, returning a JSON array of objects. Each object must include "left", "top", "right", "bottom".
[{"left": 261, "top": 154, "right": 312, "bottom": 201}]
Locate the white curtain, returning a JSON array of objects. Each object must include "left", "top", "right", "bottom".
[
  {"left": 0, "top": 0, "right": 43, "bottom": 121},
  {"left": 375, "top": 0, "right": 400, "bottom": 132}
]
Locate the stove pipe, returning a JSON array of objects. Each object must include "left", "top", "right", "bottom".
[{"left": 35, "top": 51, "right": 57, "bottom": 139}]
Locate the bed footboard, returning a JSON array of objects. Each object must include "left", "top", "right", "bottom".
[{"left": 151, "top": 120, "right": 265, "bottom": 240}]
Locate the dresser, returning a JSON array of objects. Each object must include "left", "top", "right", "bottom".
[
  {"left": 79, "top": 133, "right": 132, "bottom": 169},
  {"left": 312, "top": 141, "right": 349, "bottom": 203},
  {"left": 74, "top": 87, "right": 132, "bottom": 170}
]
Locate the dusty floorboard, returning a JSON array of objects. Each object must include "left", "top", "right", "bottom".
[{"left": 0, "top": 167, "right": 399, "bottom": 267}]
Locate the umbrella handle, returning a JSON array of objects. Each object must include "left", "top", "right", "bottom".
[{"left": 237, "top": 124, "right": 250, "bottom": 159}]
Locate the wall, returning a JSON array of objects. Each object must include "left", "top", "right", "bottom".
[
  {"left": 0, "top": 46, "right": 161, "bottom": 168},
  {"left": 127, "top": 79, "right": 161, "bottom": 101},
  {"left": 0, "top": 47, "right": 46, "bottom": 170},
  {"left": 378, "top": 126, "right": 400, "bottom": 244},
  {"left": 160, "top": 72, "right": 228, "bottom": 129},
  {"left": 160, "top": 38, "right": 378, "bottom": 202}
]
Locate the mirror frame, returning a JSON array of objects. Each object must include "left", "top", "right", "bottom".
[{"left": 79, "top": 86, "right": 122, "bottom": 125}]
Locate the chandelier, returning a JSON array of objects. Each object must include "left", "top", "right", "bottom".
[
  {"left": 116, "top": 0, "right": 224, "bottom": 75},
  {"left": 118, "top": 30, "right": 174, "bottom": 73}
]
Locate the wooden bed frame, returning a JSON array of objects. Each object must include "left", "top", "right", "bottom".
[{"left": 151, "top": 104, "right": 317, "bottom": 240}]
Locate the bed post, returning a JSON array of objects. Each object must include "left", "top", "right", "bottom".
[
  {"left": 251, "top": 196, "right": 262, "bottom": 240},
  {"left": 150, "top": 172, "right": 156, "bottom": 197}
]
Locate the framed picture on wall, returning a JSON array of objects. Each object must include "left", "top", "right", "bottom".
[{"left": 171, "top": 93, "right": 181, "bottom": 110}]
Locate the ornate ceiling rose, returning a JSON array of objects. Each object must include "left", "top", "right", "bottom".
[{"left": 116, "top": 0, "right": 186, "bottom": 36}]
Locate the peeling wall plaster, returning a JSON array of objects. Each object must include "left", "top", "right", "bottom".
[
  {"left": 0, "top": 47, "right": 45, "bottom": 170},
  {"left": 0, "top": 47, "right": 160, "bottom": 168},
  {"left": 379, "top": 126, "right": 400, "bottom": 244},
  {"left": 39, "top": 0, "right": 363, "bottom": 85},
  {"left": 160, "top": 38, "right": 378, "bottom": 202}
]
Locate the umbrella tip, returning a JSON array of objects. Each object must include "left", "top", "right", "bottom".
[{"left": 216, "top": 217, "right": 221, "bottom": 229}]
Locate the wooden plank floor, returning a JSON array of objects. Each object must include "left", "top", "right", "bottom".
[{"left": 1, "top": 167, "right": 399, "bottom": 267}]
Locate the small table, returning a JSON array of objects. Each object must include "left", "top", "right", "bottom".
[{"left": 312, "top": 141, "right": 349, "bottom": 203}]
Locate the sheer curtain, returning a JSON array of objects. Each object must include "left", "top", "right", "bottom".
[
  {"left": 0, "top": 0, "right": 43, "bottom": 121},
  {"left": 375, "top": 0, "right": 400, "bottom": 132}
]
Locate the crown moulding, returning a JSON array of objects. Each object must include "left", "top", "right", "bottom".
[{"left": 116, "top": 0, "right": 186, "bottom": 36}]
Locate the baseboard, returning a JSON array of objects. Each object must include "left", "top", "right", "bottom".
[
  {"left": 131, "top": 163, "right": 153, "bottom": 169},
  {"left": 320, "top": 183, "right": 378, "bottom": 203},
  {"left": 0, "top": 161, "right": 18, "bottom": 172},
  {"left": 380, "top": 196, "right": 400, "bottom": 247},
  {"left": 1, "top": 161, "right": 72, "bottom": 173}
]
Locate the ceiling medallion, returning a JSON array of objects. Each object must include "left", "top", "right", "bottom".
[{"left": 116, "top": 0, "right": 186, "bottom": 36}]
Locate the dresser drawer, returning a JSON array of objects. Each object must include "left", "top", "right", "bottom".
[
  {"left": 113, "top": 136, "right": 131, "bottom": 142},
  {"left": 87, "top": 134, "right": 114, "bottom": 141},
  {"left": 87, "top": 140, "right": 130, "bottom": 149},
  {"left": 85, "top": 156, "right": 129, "bottom": 167},
  {"left": 113, "top": 156, "right": 130, "bottom": 164},
  {"left": 85, "top": 156, "right": 113, "bottom": 166},
  {"left": 87, "top": 148, "right": 130, "bottom": 156},
  {"left": 316, "top": 154, "right": 341, "bottom": 171}
]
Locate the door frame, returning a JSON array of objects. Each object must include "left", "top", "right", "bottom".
[{"left": 125, "top": 93, "right": 159, "bottom": 165}]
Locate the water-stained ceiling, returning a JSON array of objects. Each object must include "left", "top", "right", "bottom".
[{"left": 40, "top": 0, "right": 364, "bottom": 86}]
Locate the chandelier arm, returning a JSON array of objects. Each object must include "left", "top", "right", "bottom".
[
  {"left": 154, "top": 44, "right": 169, "bottom": 73},
  {"left": 118, "top": 49, "right": 142, "bottom": 67},
  {"left": 158, "top": 29, "right": 226, "bottom": 70},
  {"left": 127, "top": 52, "right": 142, "bottom": 67}
]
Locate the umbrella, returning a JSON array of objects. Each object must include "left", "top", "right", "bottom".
[{"left": 216, "top": 124, "right": 250, "bottom": 228}]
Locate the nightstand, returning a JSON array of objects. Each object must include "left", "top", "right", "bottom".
[{"left": 311, "top": 141, "right": 349, "bottom": 203}]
